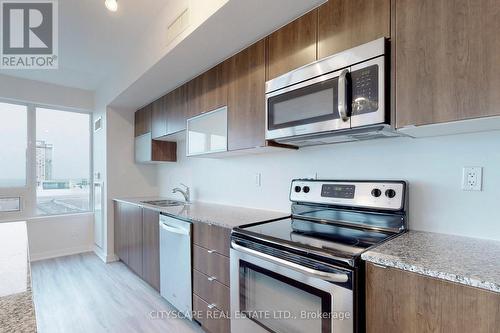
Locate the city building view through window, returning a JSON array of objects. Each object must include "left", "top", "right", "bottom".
[{"left": 36, "top": 108, "right": 91, "bottom": 215}]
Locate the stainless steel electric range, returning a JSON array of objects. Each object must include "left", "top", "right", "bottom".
[{"left": 230, "top": 179, "right": 408, "bottom": 333}]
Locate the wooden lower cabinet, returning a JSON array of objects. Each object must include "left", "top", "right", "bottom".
[
  {"left": 114, "top": 201, "right": 143, "bottom": 276},
  {"left": 142, "top": 208, "right": 160, "bottom": 291},
  {"left": 193, "top": 244, "right": 230, "bottom": 288},
  {"left": 114, "top": 201, "right": 160, "bottom": 290},
  {"left": 366, "top": 263, "right": 500, "bottom": 333},
  {"left": 193, "top": 294, "right": 230, "bottom": 333},
  {"left": 193, "top": 269, "right": 230, "bottom": 313},
  {"left": 193, "top": 222, "right": 231, "bottom": 257},
  {"left": 192, "top": 221, "right": 231, "bottom": 333}
]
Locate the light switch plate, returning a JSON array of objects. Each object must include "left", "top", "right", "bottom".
[{"left": 462, "top": 167, "right": 482, "bottom": 191}]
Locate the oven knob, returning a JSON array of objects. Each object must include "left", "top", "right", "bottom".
[
  {"left": 303, "top": 186, "right": 310, "bottom": 193},
  {"left": 371, "top": 188, "right": 382, "bottom": 197},
  {"left": 294, "top": 186, "right": 302, "bottom": 193},
  {"left": 385, "top": 189, "right": 396, "bottom": 198}
]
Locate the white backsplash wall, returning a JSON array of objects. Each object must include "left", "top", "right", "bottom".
[{"left": 158, "top": 130, "right": 500, "bottom": 241}]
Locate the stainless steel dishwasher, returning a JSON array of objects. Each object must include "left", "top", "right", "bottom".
[{"left": 159, "top": 214, "right": 192, "bottom": 318}]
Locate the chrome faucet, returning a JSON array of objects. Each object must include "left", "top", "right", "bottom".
[{"left": 172, "top": 183, "right": 190, "bottom": 203}]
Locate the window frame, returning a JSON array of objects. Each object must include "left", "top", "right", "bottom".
[{"left": 0, "top": 99, "right": 93, "bottom": 220}]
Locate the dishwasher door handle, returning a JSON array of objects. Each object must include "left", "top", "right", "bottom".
[{"left": 160, "top": 222, "right": 190, "bottom": 236}]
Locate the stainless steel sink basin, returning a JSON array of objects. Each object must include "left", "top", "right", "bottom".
[{"left": 140, "top": 200, "right": 187, "bottom": 207}]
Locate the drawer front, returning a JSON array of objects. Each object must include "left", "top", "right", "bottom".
[
  {"left": 193, "top": 222, "right": 231, "bottom": 256},
  {"left": 193, "top": 294, "right": 230, "bottom": 333},
  {"left": 193, "top": 269, "right": 230, "bottom": 313},
  {"left": 193, "top": 244, "right": 230, "bottom": 286}
]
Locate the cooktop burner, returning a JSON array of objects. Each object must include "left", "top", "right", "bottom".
[{"left": 238, "top": 217, "right": 395, "bottom": 259}]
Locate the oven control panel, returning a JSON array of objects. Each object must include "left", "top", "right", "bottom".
[{"left": 290, "top": 180, "right": 406, "bottom": 211}]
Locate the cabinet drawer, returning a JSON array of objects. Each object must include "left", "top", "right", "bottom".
[
  {"left": 193, "top": 269, "right": 230, "bottom": 313},
  {"left": 193, "top": 222, "right": 231, "bottom": 257},
  {"left": 193, "top": 244, "right": 230, "bottom": 287},
  {"left": 193, "top": 294, "right": 230, "bottom": 333}
]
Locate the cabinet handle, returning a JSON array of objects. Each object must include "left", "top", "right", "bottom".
[
  {"left": 207, "top": 249, "right": 216, "bottom": 254},
  {"left": 207, "top": 276, "right": 217, "bottom": 282},
  {"left": 207, "top": 303, "right": 217, "bottom": 309}
]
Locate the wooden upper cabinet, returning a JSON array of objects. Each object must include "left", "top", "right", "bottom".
[
  {"left": 151, "top": 97, "right": 167, "bottom": 139},
  {"left": 395, "top": 0, "right": 500, "bottom": 128},
  {"left": 318, "top": 0, "right": 390, "bottom": 58},
  {"left": 266, "top": 9, "right": 318, "bottom": 80},
  {"left": 366, "top": 263, "right": 500, "bottom": 333},
  {"left": 165, "top": 84, "right": 188, "bottom": 135},
  {"left": 134, "top": 104, "right": 151, "bottom": 137},
  {"left": 227, "top": 39, "right": 266, "bottom": 151},
  {"left": 187, "top": 62, "right": 228, "bottom": 118}
]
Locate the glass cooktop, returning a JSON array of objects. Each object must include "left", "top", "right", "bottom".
[{"left": 237, "top": 217, "right": 395, "bottom": 259}]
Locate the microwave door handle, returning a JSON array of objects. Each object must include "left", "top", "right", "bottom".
[
  {"left": 338, "top": 69, "right": 350, "bottom": 122},
  {"left": 231, "top": 241, "right": 349, "bottom": 283}
]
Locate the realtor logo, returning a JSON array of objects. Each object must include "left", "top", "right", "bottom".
[{"left": 1, "top": 0, "right": 58, "bottom": 69}]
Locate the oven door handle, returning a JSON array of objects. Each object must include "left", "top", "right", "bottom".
[
  {"left": 338, "top": 69, "right": 350, "bottom": 122},
  {"left": 231, "top": 241, "right": 349, "bottom": 283}
]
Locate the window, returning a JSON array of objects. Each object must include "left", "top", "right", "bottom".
[
  {"left": 36, "top": 108, "right": 91, "bottom": 216},
  {"left": 0, "top": 102, "right": 27, "bottom": 187}
]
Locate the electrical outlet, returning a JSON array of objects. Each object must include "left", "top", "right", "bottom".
[
  {"left": 462, "top": 167, "right": 482, "bottom": 191},
  {"left": 254, "top": 173, "right": 261, "bottom": 187}
]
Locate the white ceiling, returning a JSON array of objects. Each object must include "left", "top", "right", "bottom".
[
  {"left": 0, "top": 0, "right": 171, "bottom": 90},
  {"left": 0, "top": 0, "right": 325, "bottom": 108}
]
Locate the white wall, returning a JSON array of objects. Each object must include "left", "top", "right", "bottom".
[
  {"left": 27, "top": 213, "right": 94, "bottom": 261},
  {"left": 103, "top": 107, "right": 159, "bottom": 260},
  {"left": 158, "top": 130, "right": 500, "bottom": 242}
]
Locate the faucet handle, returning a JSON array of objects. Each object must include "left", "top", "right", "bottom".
[{"left": 180, "top": 183, "right": 189, "bottom": 190}]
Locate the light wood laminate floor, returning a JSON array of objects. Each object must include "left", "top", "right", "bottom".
[{"left": 31, "top": 253, "right": 204, "bottom": 333}]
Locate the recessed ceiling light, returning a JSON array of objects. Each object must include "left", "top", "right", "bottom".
[{"left": 105, "top": 0, "right": 118, "bottom": 12}]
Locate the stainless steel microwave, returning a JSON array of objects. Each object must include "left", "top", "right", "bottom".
[{"left": 265, "top": 38, "right": 398, "bottom": 147}]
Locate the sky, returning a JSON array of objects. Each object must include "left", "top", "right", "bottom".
[{"left": 0, "top": 103, "right": 90, "bottom": 187}]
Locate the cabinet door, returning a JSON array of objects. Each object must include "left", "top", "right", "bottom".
[
  {"left": 142, "top": 208, "right": 160, "bottom": 291},
  {"left": 227, "top": 40, "right": 266, "bottom": 151},
  {"left": 125, "top": 204, "right": 143, "bottom": 276},
  {"left": 318, "top": 0, "right": 390, "bottom": 58},
  {"left": 134, "top": 104, "right": 152, "bottom": 137},
  {"left": 187, "top": 62, "right": 228, "bottom": 118},
  {"left": 266, "top": 9, "right": 317, "bottom": 80},
  {"left": 366, "top": 263, "right": 500, "bottom": 333},
  {"left": 166, "top": 84, "right": 188, "bottom": 135},
  {"left": 151, "top": 97, "right": 167, "bottom": 139},
  {"left": 395, "top": 0, "right": 500, "bottom": 128},
  {"left": 114, "top": 202, "right": 128, "bottom": 264}
]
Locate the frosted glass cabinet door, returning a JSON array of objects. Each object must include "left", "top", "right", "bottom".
[{"left": 186, "top": 106, "right": 228, "bottom": 156}]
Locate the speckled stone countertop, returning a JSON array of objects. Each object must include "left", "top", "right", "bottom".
[
  {"left": 113, "top": 197, "right": 289, "bottom": 228},
  {"left": 362, "top": 231, "right": 500, "bottom": 293},
  {"left": 0, "top": 221, "right": 37, "bottom": 332}
]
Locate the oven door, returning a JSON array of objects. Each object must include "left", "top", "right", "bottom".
[
  {"left": 350, "top": 56, "right": 386, "bottom": 128},
  {"left": 230, "top": 243, "right": 353, "bottom": 333},
  {"left": 265, "top": 69, "right": 351, "bottom": 141}
]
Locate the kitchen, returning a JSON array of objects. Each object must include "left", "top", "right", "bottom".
[{"left": 0, "top": 0, "right": 499, "bottom": 332}]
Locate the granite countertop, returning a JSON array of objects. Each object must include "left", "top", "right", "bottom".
[
  {"left": 113, "top": 197, "right": 289, "bottom": 228},
  {"left": 0, "top": 221, "right": 37, "bottom": 332},
  {"left": 362, "top": 231, "right": 500, "bottom": 293}
]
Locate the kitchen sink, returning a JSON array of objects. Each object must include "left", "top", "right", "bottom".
[{"left": 140, "top": 200, "right": 187, "bottom": 207}]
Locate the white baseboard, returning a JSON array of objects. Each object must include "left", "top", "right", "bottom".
[
  {"left": 105, "top": 253, "right": 119, "bottom": 263},
  {"left": 92, "top": 245, "right": 119, "bottom": 263},
  {"left": 30, "top": 244, "right": 93, "bottom": 262}
]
